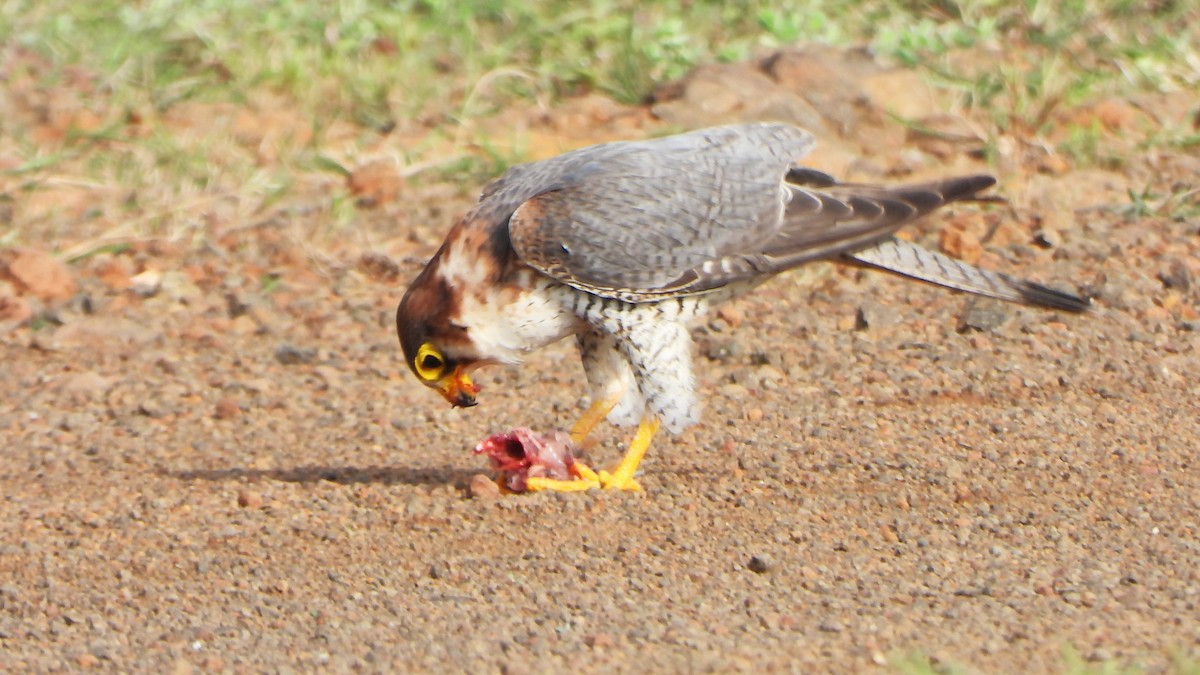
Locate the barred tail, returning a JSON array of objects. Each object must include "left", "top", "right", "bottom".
[{"left": 846, "top": 239, "right": 1091, "bottom": 312}]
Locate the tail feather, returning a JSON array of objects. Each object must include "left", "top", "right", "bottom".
[{"left": 846, "top": 238, "right": 1091, "bottom": 313}]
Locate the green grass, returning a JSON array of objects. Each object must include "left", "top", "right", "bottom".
[
  {"left": 1, "top": 0, "right": 1196, "bottom": 248},
  {"left": 890, "top": 645, "right": 1200, "bottom": 675},
  {"left": 6, "top": 0, "right": 1193, "bottom": 126}
]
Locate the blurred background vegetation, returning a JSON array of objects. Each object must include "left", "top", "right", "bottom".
[
  {"left": 1, "top": 0, "right": 1197, "bottom": 248},
  {"left": 5, "top": 0, "right": 1195, "bottom": 123}
]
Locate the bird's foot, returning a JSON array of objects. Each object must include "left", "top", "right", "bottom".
[
  {"left": 596, "top": 469, "right": 642, "bottom": 491},
  {"left": 524, "top": 462, "right": 641, "bottom": 492},
  {"left": 525, "top": 416, "right": 658, "bottom": 493}
]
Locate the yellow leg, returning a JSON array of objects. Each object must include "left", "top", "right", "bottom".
[
  {"left": 524, "top": 395, "right": 617, "bottom": 493},
  {"left": 523, "top": 395, "right": 619, "bottom": 492},
  {"left": 598, "top": 416, "right": 660, "bottom": 491},
  {"left": 525, "top": 463, "right": 600, "bottom": 493},
  {"left": 523, "top": 419, "right": 659, "bottom": 493},
  {"left": 569, "top": 393, "right": 622, "bottom": 444}
]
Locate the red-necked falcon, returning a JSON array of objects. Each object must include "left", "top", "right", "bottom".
[{"left": 396, "top": 123, "right": 1089, "bottom": 492}]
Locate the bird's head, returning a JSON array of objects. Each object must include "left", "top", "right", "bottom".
[{"left": 396, "top": 261, "right": 483, "bottom": 408}]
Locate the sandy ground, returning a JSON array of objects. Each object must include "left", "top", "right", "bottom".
[{"left": 2, "top": 51, "right": 1199, "bottom": 672}]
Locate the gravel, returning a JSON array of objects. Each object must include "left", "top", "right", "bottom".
[{"left": 3, "top": 79, "right": 1199, "bottom": 674}]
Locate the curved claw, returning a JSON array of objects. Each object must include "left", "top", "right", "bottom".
[
  {"left": 522, "top": 467, "right": 642, "bottom": 492},
  {"left": 517, "top": 416, "right": 660, "bottom": 494}
]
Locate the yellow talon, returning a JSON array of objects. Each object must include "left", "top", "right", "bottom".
[
  {"left": 520, "top": 415, "right": 660, "bottom": 494},
  {"left": 525, "top": 460, "right": 602, "bottom": 492},
  {"left": 573, "top": 462, "right": 600, "bottom": 483}
]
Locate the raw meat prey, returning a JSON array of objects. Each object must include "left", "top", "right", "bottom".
[{"left": 473, "top": 428, "right": 580, "bottom": 493}]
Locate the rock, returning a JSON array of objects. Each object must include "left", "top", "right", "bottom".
[
  {"left": 129, "top": 269, "right": 163, "bottom": 297},
  {"left": 747, "top": 554, "right": 773, "bottom": 574},
  {"left": 939, "top": 226, "right": 983, "bottom": 264},
  {"left": 469, "top": 474, "right": 502, "bottom": 500},
  {"left": 651, "top": 62, "right": 826, "bottom": 131},
  {"left": 1157, "top": 259, "right": 1191, "bottom": 291},
  {"left": 705, "top": 339, "right": 743, "bottom": 362},
  {"left": 137, "top": 400, "right": 166, "bottom": 418},
  {"left": 275, "top": 344, "right": 316, "bottom": 365},
  {"left": 761, "top": 50, "right": 872, "bottom": 136},
  {"left": 236, "top": 490, "right": 263, "bottom": 508},
  {"left": 0, "top": 247, "right": 77, "bottom": 302},
  {"left": 1032, "top": 228, "right": 1062, "bottom": 249},
  {"left": 347, "top": 160, "right": 405, "bottom": 208},
  {"left": 585, "top": 633, "right": 616, "bottom": 649},
  {"left": 214, "top": 397, "right": 242, "bottom": 420},
  {"left": 91, "top": 256, "right": 132, "bottom": 291},
  {"left": 855, "top": 302, "right": 902, "bottom": 330},
  {"left": 716, "top": 305, "right": 744, "bottom": 329},
  {"left": 959, "top": 300, "right": 1011, "bottom": 333}
]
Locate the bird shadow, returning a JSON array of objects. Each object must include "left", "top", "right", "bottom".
[{"left": 165, "top": 464, "right": 480, "bottom": 488}]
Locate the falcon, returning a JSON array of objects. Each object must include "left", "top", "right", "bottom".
[{"left": 396, "top": 123, "right": 1089, "bottom": 492}]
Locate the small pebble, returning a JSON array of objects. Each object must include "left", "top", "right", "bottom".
[
  {"left": 747, "top": 555, "right": 773, "bottom": 574},
  {"left": 275, "top": 344, "right": 316, "bottom": 365},
  {"left": 469, "top": 474, "right": 502, "bottom": 499},
  {"left": 129, "top": 269, "right": 163, "bottom": 297},
  {"left": 1032, "top": 229, "right": 1061, "bottom": 248},
  {"left": 959, "top": 300, "right": 1010, "bottom": 332},
  {"left": 717, "top": 305, "right": 744, "bottom": 328},
  {"left": 214, "top": 397, "right": 241, "bottom": 420},
  {"left": 237, "top": 490, "right": 263, "bottom": 508},
  {"left": 1157, "top": 259, "right": 1191, "bottom": 291},
  {"left": 585, "top": 633, "right": 616, "bottom": 649}
]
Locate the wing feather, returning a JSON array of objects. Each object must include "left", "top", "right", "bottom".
[
  {"left": 501, "top": 124, "right": 1080, "bottom": 310},
  {"left": 508, "top": 124, "right": 815, "bottom": 297}
]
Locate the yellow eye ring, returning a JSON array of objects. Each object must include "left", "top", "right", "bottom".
[{"left": 414, "top": 343, "right": 445, "bottom": 381}]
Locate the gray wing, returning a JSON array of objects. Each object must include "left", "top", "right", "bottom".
[
  {"left": 759, "top": 170, "right": 1090, "bottom": 312},
  {"left": 508, "top": 123, "right": 814, "bottom": 298},
  {"left": 505, "top": 123, "right": 1088, "bottom": 311}
]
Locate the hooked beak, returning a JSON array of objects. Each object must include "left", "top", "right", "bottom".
[{"left": 437, "top": 366, "right": 480, "bottom": 408}]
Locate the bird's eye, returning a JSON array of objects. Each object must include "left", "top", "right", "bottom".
[{"left": 414, "top": 344, "right": 445, "bottom": 381}]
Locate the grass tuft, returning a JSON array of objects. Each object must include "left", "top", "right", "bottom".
[{"left": 2, "top": 0, "right": 1196, "bottom": 250}]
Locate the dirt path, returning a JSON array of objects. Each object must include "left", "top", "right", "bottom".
[{"left": 2, "top": 52, "right": 1198, "bottom": 672}]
